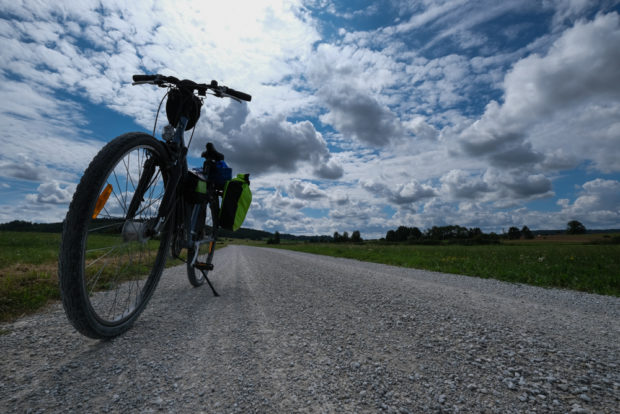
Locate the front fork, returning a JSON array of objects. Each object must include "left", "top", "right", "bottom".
[{"left": 124, "top": 120, "right": 187, "bottom": 242}]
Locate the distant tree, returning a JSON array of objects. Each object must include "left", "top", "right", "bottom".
[
  {"left": 351, "top": 230, "right": 362, "bottom": 242},
  {"left": 342, "top": 231, "right": 349, "bottom": 242},
  {"left": 566, "top": 220, "right": 586, "bottom": 235},
  {"left": 426, "top": 225, "right": 469, "bottom": 240},
  {"left": 333, "top": 231, "right": 340, "bottom": 242},
  {"left": 266, "top": 231, "right": 281, "bottom": 244},
  {"left": 468, "top": 227, "right": 483, "bottom": 238},
  {"left": 395, "top": 226, "right": 410, "bottom": 242},
  {"left": 408, "top": 227, "right": 422, "bottom": 240},
  {"left": 426, "top": 226, "right": 442, "bottom": 240},
  {"left": 507, "top": 226, "right": 522, "bottom": 240},
  {"left": 385, "top": 230, "right": 396, "bottom": 242},
  {"left": 521, "top": 226, "right": 534, "bottom": 239}
]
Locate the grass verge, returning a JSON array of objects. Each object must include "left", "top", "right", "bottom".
[{"left": 0, "top": 232, "right": 230, "bottom": 322}]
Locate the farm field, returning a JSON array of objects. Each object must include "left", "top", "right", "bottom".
[
  {"left": 0, "top": 231, "right": 227, "bottom": 322},
  {"left": 265, "top": 237, "right": 620, "bottom": 297}
]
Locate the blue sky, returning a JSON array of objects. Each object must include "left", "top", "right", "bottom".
[{"left": 1, "top": 0, "right": 619, "bottom": 238}]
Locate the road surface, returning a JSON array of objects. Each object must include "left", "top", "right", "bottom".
[{"left": 1, "top": 245, "right": 619, "bottom": 413}]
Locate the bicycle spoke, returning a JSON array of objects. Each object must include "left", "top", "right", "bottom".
[
  {"left": 88, "top": 220, "right": 124, "bottom": 232},
  {"left": 86, "top": 244, "right": 123, "bottom": 268},
  {"left": 122, "top": 155, "right": 130, "bottom": 211},
  {"left": 86, "top": 261, "right": 107, "bottom": 294},
  {"left": 111, "top": 171, "right": 128, "bottom": 216},
  {"left": 133, "top": 192, "right": 164, "bottom": 219}
]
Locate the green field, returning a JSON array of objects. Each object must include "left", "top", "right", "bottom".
[
  {"left": 265, "top": 241, "right": 620, "bottom": 296},
  {"left": 0, "top": 231, "right": 227, "bottom": 322}
]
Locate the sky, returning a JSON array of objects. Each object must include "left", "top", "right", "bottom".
[{"left": 1, "top": 0, "right": 619, "bottom": 239}]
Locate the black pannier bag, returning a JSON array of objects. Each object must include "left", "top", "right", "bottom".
[
  {"left": 219, "top": 174, "right": 251, "bottom": 231},
  {"left": 184, "top": 169, "right": 209, "bottom": 204}
]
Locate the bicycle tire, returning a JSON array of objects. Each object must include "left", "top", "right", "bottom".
[
  {"left": 59, "top": 132, "right": 172, "bottom": 339},
  {"left": 187, "top": 201, "right": 218, "bottom": 287}
]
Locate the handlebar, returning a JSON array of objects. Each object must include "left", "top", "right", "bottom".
[{"left": 132, "top": 74, "right": 252, "bottom": 102}]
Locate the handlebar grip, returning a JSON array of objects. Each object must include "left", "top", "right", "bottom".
[
  {"left": 132, "top": 74, "right": 158, "bottom": 82},
  {"left": 226, "top": 88, "right": 252, "bottom": 102}
]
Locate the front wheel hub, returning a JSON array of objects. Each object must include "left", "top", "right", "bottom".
[{"left": 122, "top": 220, "right": 151, "bottom": 243}]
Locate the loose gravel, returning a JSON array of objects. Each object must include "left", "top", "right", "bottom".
[{"left": 1, "top": 245, "right": 618, "bottom": 413}]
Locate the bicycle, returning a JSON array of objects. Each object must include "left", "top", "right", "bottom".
[{"left": 58, "top": 74, "right": 251, "bottom": 339}]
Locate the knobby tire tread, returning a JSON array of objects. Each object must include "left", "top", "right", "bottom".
[{"left": 59, "top": 132, "right": 171, "bottom": 339}]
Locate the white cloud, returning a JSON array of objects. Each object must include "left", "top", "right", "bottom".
[
  {"left": 457, "top": 12, "right": 620, "bottom": 174},
  {"left": 558, "top": 178, "right": 620, "bottom": 227},
  {"left": 361, "top": 178, "right": 437, "bottom": 206},
  {"left": 440, "top": 169, "right": 490, "bottom": 199},
  {"left": 25, "top": 181, "right": 75, "bottom": 205},
  {"left": 287, "top": 180, "right": 327, "bottom": 200},
  {"left": 0, "top": 80, "right": 102, "bottom": 183}
]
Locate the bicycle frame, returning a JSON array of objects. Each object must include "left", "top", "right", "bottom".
[{"left": 126, "top": 112, "right": 218, "bottom": 269}]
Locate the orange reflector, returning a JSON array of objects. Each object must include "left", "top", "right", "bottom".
[
  {"left": 208, "top": 242, "right": 214, "bottom": 254},
  {"left": 92, "top": 184, "right": 113, "bottom": 219}
]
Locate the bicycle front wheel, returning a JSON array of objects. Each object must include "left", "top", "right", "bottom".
[{"left": 59, "top": 132, "right": 172, "bottom": 339}]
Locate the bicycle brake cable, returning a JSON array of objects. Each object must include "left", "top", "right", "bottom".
[{"left": 152, "top": 89, "right": 170, "bottom": 138}]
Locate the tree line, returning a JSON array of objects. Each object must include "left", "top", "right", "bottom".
[
  {"left": 383, "top": 225, "right": 499, "bottom": 244},
  {"left": 383, "top": 220, "right": 589, "bottom": 244}
]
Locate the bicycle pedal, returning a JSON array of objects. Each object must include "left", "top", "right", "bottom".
[{"left": 194, "top": 261, "right": 214, "bottom": 271}]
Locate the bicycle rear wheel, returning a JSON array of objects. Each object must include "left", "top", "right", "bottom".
[
  {"left": 187, "top": 201, "right": 218, "bottom": 287},
  {"left": 59, "top": 132, "right": 172, "bottom": 339}
]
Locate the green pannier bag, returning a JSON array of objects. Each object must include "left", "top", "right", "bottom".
[{"left": 219, "top": 174, "right": 251, "bottom": 231}]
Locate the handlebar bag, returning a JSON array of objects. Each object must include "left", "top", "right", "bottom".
[
  {"left": 219, "top": 174, "right": 251, "bottom": 231},
  {"left": 166, "top": 88, "right": 202, "bottom": 131}
]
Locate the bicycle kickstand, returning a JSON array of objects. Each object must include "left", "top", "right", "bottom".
[{"left": 199, "top": 269, "right": 220, "bottom": 297}]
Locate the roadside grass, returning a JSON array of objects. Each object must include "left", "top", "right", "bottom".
[
  {"left": 0, "top": 231, "right": 229, "bottom": 322},
  {"left": 264, "top": 241, "right": 620, "bottom": 296}
]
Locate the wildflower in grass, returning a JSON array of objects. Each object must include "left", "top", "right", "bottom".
[{"left": 538, "top": 256, "right": 545, "bottom": 262}]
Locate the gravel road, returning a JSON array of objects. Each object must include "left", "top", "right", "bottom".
[{"left": 1, "top": 245, "right": 619, "bottom": 413}]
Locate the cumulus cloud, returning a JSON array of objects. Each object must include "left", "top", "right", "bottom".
[
  {"left": 193, "top": 101, "right": 343, "bottom": 179},
  {"left": 287, "top": 180, "right": 327, "bottom": 200},
  {"left": 361, "top": 179, "right": 437, "bottom": 205},
  {"left": 0, "top": 156, "right": 46, "bottom": 181},
  {"left": 558, "top": 179, "right": 620, "bottom": 226},
  {"left": 313, "top": 158, "right": 344, "bottom": 180},
  {"left": 25, "top": 181, "right": 74, "bottom": 205},
  {"left": 458, "top": 12, "right": 620, "bottom": 173},
  {"left": 220, "top": 116, "right": 332, "bottom": 176},
  {"left": 440, "top": 169, "right": 491, "bottom": 199},
  {"left": 306, "top": 43, "right": 406, "bottom": 147},
  {"left": 319, "top": 87, "right": 402, "bottom": 146},
  {"left": 483, "top": 168, "right": 554, "bottom": 201},
  {"left": 403, "top": 117, "right": 439, "bottom": 141}
]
